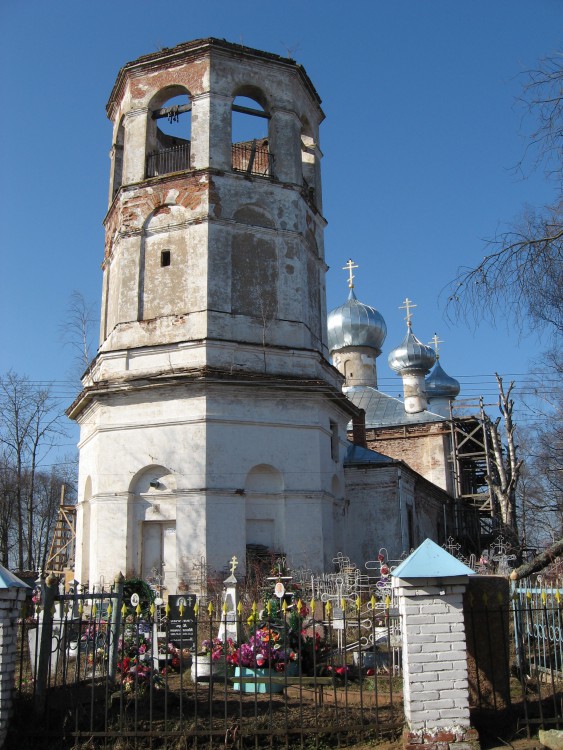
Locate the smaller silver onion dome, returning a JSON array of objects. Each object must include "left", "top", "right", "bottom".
[
  {"left": 388, "top": 327, "right": 436, "bottom": 374},
  {"left": 327, "top": 289, "right": 387, "bottom": 354},
  {"left": 425, "top": 360, "right": 460, "bottom": 398}
]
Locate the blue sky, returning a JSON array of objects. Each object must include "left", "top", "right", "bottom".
[{"left": 1, "top": 0, "right": 561, "bottom": 431}]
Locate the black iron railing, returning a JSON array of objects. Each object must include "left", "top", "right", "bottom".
[
  {"left": 232, "top": 140, "right": 274, "bottom": 177},
  {"left": 13, "top": 582, "right": 403, "bottom": 747},
  {"left": 146, "top": 142, "right": 191, "bottom": 178}
]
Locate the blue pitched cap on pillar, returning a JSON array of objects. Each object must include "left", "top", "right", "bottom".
[
  {"left": 391, "top": 538, "right": 475, "bottom": 580},
  {"left": 0, "top": 564, "right": 30, "bottom": 589}
]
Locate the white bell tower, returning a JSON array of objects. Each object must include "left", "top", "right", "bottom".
[{"left": 69, "top": 38, "right": 356, "bottom": 593}]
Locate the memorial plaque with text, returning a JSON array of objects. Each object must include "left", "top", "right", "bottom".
[{"left": 167, "top": 594, "right": 197, "bottom": 649}]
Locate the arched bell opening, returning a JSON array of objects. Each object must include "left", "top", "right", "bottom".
[
  {"left": 231, "top": 88, "right": 272, "bottom": 178},
  {"left": 146, "top": 87, "right": 192, "bottom": 178},
  {"left": 301, "top": 116, "right": 317, "bottom": 201},
  {"left": 109, "top": 117, "right": 125, "bottom": 200}
]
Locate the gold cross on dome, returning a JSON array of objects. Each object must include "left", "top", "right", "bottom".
[
  {"left": 229, "top": 556, "right": 238, "bottom": 575},
  {"left": 429, "top": 333, "right": 444, "bottom": 357},
  {"left": 399, "top": 297, "right": 417, "bottom": 326},
  {"left": 343, "top": 259, "right": 358, "bottom": 289}
]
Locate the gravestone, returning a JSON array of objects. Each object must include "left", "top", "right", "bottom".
[
  {"left": 167, "top": 594, "right": 197, "bottom": 649},
  {"left": 218, "top": 556, "right": 241, "bottom": 644}
]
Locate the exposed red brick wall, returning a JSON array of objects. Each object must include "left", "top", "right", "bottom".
[{"left": 362, "top": 424, "right": 450, "bottom": 488}]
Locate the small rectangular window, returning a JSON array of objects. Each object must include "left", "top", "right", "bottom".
[{"left": 161, "top": 250, "right": 171, "bottom": 267}]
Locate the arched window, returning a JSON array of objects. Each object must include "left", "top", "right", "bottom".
[
  {"left": 110, "top": 117, "right": 125, "bottom": 199},
  {"left": 301, "top": 117, "right": 317, "bottom": 204},
  {"left": 232, "top": 93, "right": 272, "bottom": 177},
  {"left": 146, "top": 88, "right": 192, "bottom": 178}
]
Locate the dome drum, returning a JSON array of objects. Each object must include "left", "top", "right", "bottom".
[{"left": 333, "top": 348, "right": 378, "bottom": 388}]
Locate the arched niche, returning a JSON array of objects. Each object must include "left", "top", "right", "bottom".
[
  {"left": 231, "top": 212, "right": 278, "bottom": 319},
  {"left": 129, "top": 465, "right": 177, "bottom": 593},
  {"left": 138, "top": 203, "right": 190, "bottom": 321},
  {"left": 129, "top": 464, "right": 177, "bottom": 496},
  {"left": 231, "top": 87, "right": 272, "bottom": 177},
  {"left": 245, "top": 464, "right": 284, "bottom": 493},
  {"left": 146, "top": 85, "right": 192, "bottom": 178},
  {"left": 244, "top": 464, "right": 283, "bottom": 552},
  {"left": 233, "top": 204, "right": 276, "bottom": 229}
]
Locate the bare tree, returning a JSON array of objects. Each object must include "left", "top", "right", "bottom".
[
  {"left": 517, "top": 52, "right": 563, "bottom": 182},
  {"left": 484, "top": 375, "right": 523, "bottom": 549},
  {"left": 444, "top": 52, "right": 562, "bottom": 573},
  {"left": 60, "top": 290, "right": 97, "bottom": 379},
  {"left": 510, "top": 535, "right": 563, "bottom": 582},
  {"left": 33, "top": 466, "right": 76, "bottom": 573},
  {"left": 446, "top": 53, "right": 563, "bottom": 338},
  {"left": 0, "top": 372, "right": 67, "bottom": 570},
  {"left": 517, "top": 354, "right": 563, "bottom": 548},
  {"left": 0, "top": 451, "right": 16, "bottom": 567}
]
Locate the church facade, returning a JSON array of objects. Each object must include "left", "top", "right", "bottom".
[{"left": 70, "top": 39, "right": 470, "bottom": 593}]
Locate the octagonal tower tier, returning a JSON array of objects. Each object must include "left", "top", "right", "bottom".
[{"left": 70, "top": 39, "right": 357, "bottom": 594}]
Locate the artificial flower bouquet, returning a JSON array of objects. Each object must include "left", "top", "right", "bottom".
[{"left": 227, "top": 626, "right": 298, "bottom": 671}]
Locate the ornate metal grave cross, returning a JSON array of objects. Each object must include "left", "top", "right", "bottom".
[
  {"left": 490, "top": 535, "right": 516, "bottom": 575},
  {"left": 365, "top": 548, "right": 395, "bottom": 596},
  {"left": 443, "top": 537, "right": 462, "bottom": 559}
]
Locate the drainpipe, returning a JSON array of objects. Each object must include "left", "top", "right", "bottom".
[{"left": 443, "top": 501, "right": 448, "bottom": 542}]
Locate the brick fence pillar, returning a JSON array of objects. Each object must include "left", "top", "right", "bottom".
[
  {"left": 0, "top": 567, "right": 29, "bottom": 750},
  {"left": 391, "top": 539, "right": 480, "bottom": 750}
]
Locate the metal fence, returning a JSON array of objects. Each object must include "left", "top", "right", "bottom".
[
  {"left": 232, "top": 141, "right": 274, "bottom": 177},
  {"left": 511, "top": 582, "right": 563, "bottom": 732},
  {"left": 464, "top": 578, "right": 563, "bottom": 738},
  {"left": 146, "top": 142, "right": 191, "bottom": 178},
  {"left": 11, "top": 581, "right": 403, "bottom": 749}
]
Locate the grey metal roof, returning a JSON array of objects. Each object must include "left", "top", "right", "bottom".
[
  {"left": 388, "top": 326, "right": 436, "bottom": 374},
  {"left": 0, "top": 564, "right": 30, "bottom": 589},
  {"left": 327, "top": 289, "right": 387, "bottom": 353},
  {"left": 345, "top": 443, "right": 393, "bottom": 465},
  {"left": 425, "top": 359, "right": 460, "bottom": 398},
  {"left": 344, "top": 385, "right": 445, "bottom": 428}
]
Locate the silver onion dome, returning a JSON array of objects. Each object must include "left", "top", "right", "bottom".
[
  {"left": 388, "top": 327, "right": 436, "bottom": 374},
  {"left": 425, "top": 360, "right": 460, "bottom": 398},
  {"left": 327, "top": 289, "right": 387, "bottom": 354}
]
